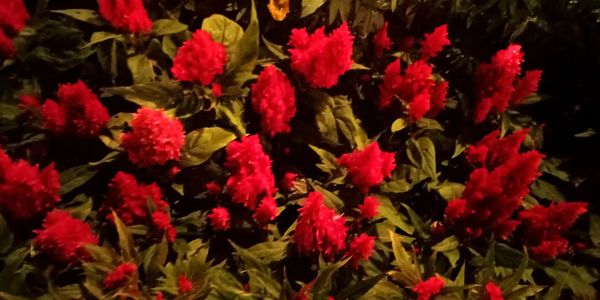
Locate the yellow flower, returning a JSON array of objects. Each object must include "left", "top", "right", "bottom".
[{"left": 268, "top": 0, "right": 289, "bottom": 21}]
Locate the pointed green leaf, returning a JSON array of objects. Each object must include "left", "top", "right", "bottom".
[{"left": 180, "top": 127, "right": 236, "bottom": 167}]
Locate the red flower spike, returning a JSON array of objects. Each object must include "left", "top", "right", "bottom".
[
  {"left": 359, "top": 196, "right": 380, "bottom": 220},
  {"left": 0, "top": 0, "right": 30, "bottom": 34},
  {"left": 151, "top": 211, "right": 177, "bottom": 242},
  {"left": 251, "top": 65, "right": 297, "bottom": 137},
  {"left": 253, "top": 196, "right": 279, "bottom": 225},
  {"left": 177, "top": 275, "right": 193, "bottom": 294},
  {"left": 205, "top": 181, "right": 222, "bottom": 195},
  {"left": 348, "top": 233, "right": 375, "bottom": 268},
  {"left": 0, "top": 31, "right": 15, "bottom": 58},
  {"left": 512, "top": 70, "right": 543, "bottom": 104},
  {"left": 281, "top": 172, "right": 298, "bottom": 191},
  {"left": 98, "top": 0, "right": 152, "bottom": 33},
  {"left": 338, "top": 141, "right": 396, "bottom": 194},
  {"left": 413, "top": 276, "right": 445, "bottom": 300},
  {"left": 172, "top": 29, "right": 227, "bottom": 86},
  {"left": 485, "top": 282, "right": 504, "bottom": 300},
  {"left": 373, "top": 22, "right": 392, "bottom": 56},
  {"left": 428, "top": 81, "right": 449, "bottom": 117},
  {"left": 421, "top": 25, "right": 450, "bottom": 59},
  {"left": 103, "top": 262, "right": 137, "bottom": 289},
  {"left": 208, "top": 206, "right": 230, "bottom": 231}
]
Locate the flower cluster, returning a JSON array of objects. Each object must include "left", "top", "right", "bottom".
[
  {"left": 251, "top": 65, "right": 297, "bottom": 136},
  {"left": 151, "top": 211, "right": 177, "bottom": 242},
  {"left": 445, "top": 130, "right": 544, "bottom": 239},
  {"left": 171, "top": 29, "right": 227, "bottom": 86},
  {"left": 420, "top": 25, "right": 450, "bottom": 59},
  {"left": 413, "top": 276, "right": 445, "bottom": 300},
  {"left": 519, "top": 202, "right": 588, "bottom": 261},
  {"left": 348, "top": 233, "right": 375, "bottom": 267},
  {"left": 294, "top": 191, "right": 347, "bottom": 257},
  {"left": 121, "top": 108, "right": 185, "bottom": 167},
  {"left": 41, "top": 81, "right": 110, "bottom": 137},
  {"left": 474, "top": 44, "right": 542, "bottom": 123},
  {"left": 208, "top": 206, "right": 231, "bottom": 231},
  {"left": 358, "top": 196, "right": 380, "bottom": 220},
  {"left": 373, "top": 22, "right": 392, "bottom": 56},
  {"left": 0, "top": 148, "right": 60, "bottom": 220},
  {"left": 104, "top": 262, "right": 138, "bottom": 289},
  {"left": 98, "top": 0, "right": 152, "bottom": 33},
  {"left": 177, "top": 275, "right": 193, "bottom": 294},
  {"left": 288, "top": 22, "right": 354, "bottom": 88},
  {"left": 465, "top": 129, "right": 529, "bottom": 168},
  {"left": 485, "top": 282, "right": 504, "bottom": 300},
  {"left": 338, "top": 141, "right": 396, "bottom": 193},
  {"left": 0, "top": 31, "right": 16, "bottom": 58},
  {"left": 253, "top": 195, "right": 278, "bottom": 226},
  {"left": 0, "top": 0, "right": 29, "bottom": 58},
  {"left": 33, "top": 210, "right": 98, "bottom": 263}
]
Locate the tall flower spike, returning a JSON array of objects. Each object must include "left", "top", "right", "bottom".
[
  {"left": 0, "top": 0, "right": 30, "bottom": 34},
  {"left": 338, "top": 141, "right": 396, "bottom": 193},
  {"left": 208, "top": 206, "right": 230, "bottom": 231},
  {"left": 421, "top": 25, "right": 450, "bottom": 59},
  {"left": 373, "top": 22, "right": 392, "bottom": 57},
  {"left": 98, "top": 0, "right": 153, "bottom": 33},
  {"left": 172, "top": 29, "right": 227, "bottom": 86},
  {"left": 413, "top": 276, "right": 445, "bottom": 300},
  {"left": 348, "top": 234, "right": 375, "bottom": 268},
  {"left": 251, "top": 65, "right": 297, "bottom": 137}
]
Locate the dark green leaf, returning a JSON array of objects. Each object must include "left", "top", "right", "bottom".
[
  {"left": 0, "top": 214, "right": 13, "bottom": 254},
  {"left": 335, "top": 274, "right": 385, "bottom": 299},
  {"left": 60, "top": 165, "right": 98, "bottom": 195},
  {"left": 312, "top": 258, "right": 350, "bottom": 300},
  {"left": 301, "top": 0, "right": 327, "bottom": 18},
  {"left": 51, "top": 9, "right": 105, "bottom": 26},
  {"left": 152, "top": 19, "right": 188, "bottom": 36},
  {"left": 180, "top": 127, "right": 236, "bottom": 167}
]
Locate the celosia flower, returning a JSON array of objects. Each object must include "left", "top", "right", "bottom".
[
  {"left": 19, "top": 95, "right": 40, "bottom": 109},
  {"left": 409, "top": 91, "right": 431, "bottom": 120},
  {"left": 155, "top": 292, "right": 164, "bottom": 300},
  {"left": 121, "top": 108, "right": 184, "bottom": 167},
  {"left": 294, "top": 191, "right": 347, "bottom": 257},
  {"left": 0, "top": 148, "right": 60, "bottom": 220},
  {"left": 177, "top": 275, "right": 193, "bottom": 294},
  {"left": 519, "top": 202, "right": 588, "bottom": 261},
  {"left": 103, "top": 172, "right": 169, "bottom": 225},
  {"left": 205, "top": 181, "right": 222, "bottom": 195},
  {"left": 104, "top": 262, "right": 137, "bottom": 289},
  {"left": 98, "top": 0, "right": 152, "bottom": 33},
  {"left": 208, "top": 206, "right": 230, "bottom": 231},
  {"left": 253, "top": 196, "right": 279, "bottom": 225},
  {"left": 359, "top": 196, "right": 380, "bottom": 220},
  {"left": 0, "top": 31, "right": 15, "bottom": 58},
  {"left": 288, "top": 22, "right": 354, "bottom": 88},
  {"left": 421, "top": 25, "right": 450, "bottom": 59},
  {"left": 212, "top": 83, "right": 223, "bottom": 97},
  {"left": 33, "top": 210, "right": 98, "bottom": 263},
  {"left": 373, "top": 22, "right": 392, "bottom": 56},
  {"left": 485, "top": 282, "right": 504, "bottom": 300},
  {"left": 151, "top": 211, "right": 177, "bottom": 242},
  {"left": 225, "top": 135, "right": 276, "bottom": 209},
  {"left": 0, "top": 0, "right": 30, "bottom": 34},
  {"left": 465, "top": 129, "right": 529, "bottom": 169},
  {"left": 348, "top": 233, "right": 375, "bottom": 267},
  {"left": 428, "top": 81, "right": 449, "bottom": 117},
  {"left": 338, "top": 141, "right": 396, "bottom": 193},
  {"left": 512, "top": 70, "right": 543, "bottom": 104},
  {"left": 41, "top": 81, "right": 110, "bottom": 137},
  {"left": 171, "top": 29, "right": 227, "bottom": 86},
  {"left": 281, "top": 172, "right": 297, "bottom": 191},
  {"left": 413, "top": 276, "right": 444, "bottom": 300},
  {"left": 251, "top": 65, "right": 297, "bottom": 136}
]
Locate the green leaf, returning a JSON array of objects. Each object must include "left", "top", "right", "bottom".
[
  {"left": 335, "top": 274, "right": 386, "bottom": 299},
  {"left": 180, "top": 127, "right": 236, "bottom": 168},
  {"left": 312, "top": 258, "right": 350, "bottom": 300},
  {"left": 62, "top": 194, "right": 93, "bottom": 220},
  {"left": 590, "top": 214, "right": 600, "bottom": 246},
  {"left": 359, "top": 280, "right": 405, "bottom": 299},
  {"left": 112, "top": 212, "right": 136, "bottom": 260},
  {"left": 0, "top": 104, "right": 21, "bottom": 121},
  {"left": 162, "top": 35, "right": 178, "bottom": 59},
  {"left": 500, "top": 248, "right": 529, "bottom": 293},
  {"left": 417, "top": 137, "right": 437, "bottom": 180},
  {"left": 127, "top": 54, "right": 155, "bottom": 84},
  {"left": 201, "top": 15, "right": 244, "bottom": 49},
  {"left": 60, "top": 165, "right": 98, "bottom": 195},
  {"left": 261, "top": 35, "right": 288, "bottom": 60},
  {"left": 216, "top": 98, "right": 246, "bottom": 136},
  {"left": 432, "top": 236, "right": 460, "bottom": 267},
  {"left": 301, "top": 0, "right": 327, "bottom": 18},
  {"left": 388, "top": 230, "right": 421, "bottom": 287},
  {"left": 312, "top": 185, "right": 345, "bottom": 211},
  {"left": 309, "top": 145, "right": 339, "bottom": 176},
  {"left": 143, "top": 237, "right": 169, "bottom": 284},
  {"left": 51, "top": 9, "right": 105, "bottom": 26},
  {"left": 100, "top": 80, "right": 182, "bottom": 108},
  {"left": 545, "top": 265, "right": 598, "bottom": 300},
  {"left": 380, "top": 179, "right": 412, "bottom": 193},
  {"left": 416, "top": 118, "right": 444, "bottom": 131},
  {"left": 83, "top": 32, "right": 120, "bottom": 48},
  {"left": 0, "top": 214, "right": 13, "bottom": 254},
  {"left": 377, "top": 199, "right": 414, "bottom": 235},
  {"left": 435, "top": 182, "right": 465, "bottom": 200},
  {"left": 152, "top": 19, "right": 188, "bottom": 36},
  {"left": 230, "top": 241, "right": 269, "bottom": 273},
  {"left": 247, "top": 240, "right": 289, "bottom": 263},
  {"left": 391, "top": 118, "right": 407, "bottom": 133},
  {"left": 530, "top": 179, "right": 565, "bottom": 202}
]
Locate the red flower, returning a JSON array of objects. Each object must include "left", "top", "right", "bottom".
[
  {"left": 409, "top": 91, "right": 431, "bottom": 120},
  {"left": 348, "top": 233, "right": 375, "bottom": 267},
  {"left": 519, "top": 202, "right": 588, "bottom": 261},
  {"left": 177, "top": 275, "right": 193, "bottom": 294},
  {"left": 281, "top": 172, "right": 298, "bottom": 191},
  {"left": 212, "top": 83, "right": 223, "bottom": 97},
  {"left": 421, "top": 25, "right": 450, "bottom": 59},
  {"left": 465, "top": 129, "right": 529, "bottom": 169},
  {"left": 0, "top": 0, "right": 29, "bottom": 34},
  {"left": 378, "top": 59, "right": 402, "bottom": 109},
  {"left": 485, "top": 282, "right": 504, "bottom": 300},
  {"left": 0, "top": 31, "right": 15, "bottom": 58},
  {"left": 338, "top": 141, "right": 396, "bottom": 193},
  {"left": 205, "top": 181, "right": 222, "bottom": 195},
  {"left": 155, "top": 292, "right": 164, "bottom": 300},
  {"left": 413, "top": 276, "right": 444, "bottom": 300},
  {"left": 373, "top": 22, "right": 392, "bottom": 56},
  {"left": 428, "top": 81, "right": 449, "bottom": 117},
  {"left": 359, "top": 196, "right": 380, "bottom": 220},
  {"left": 19, "top": 95, "right": 40, "bottom": 109},
  {"left": 208, "top": 206, "right": 230, "bottom": 231},
  {"left": 251, "top": 65, "right": 297, "bottom": 136},
  {"left": 253, "top": 196, "right": 279, "bottom": 225},
  {"left": 151, "top": 211, "right": 177, "bottom": 242},
  {"left": 0, "top": 148, "right": 60, "bottom": 220},
  {"left": 33, "top": 210, "right": 98, "bottom": 263},
  {"left": 172, "top": 29, "right": 227, "bottom": 86},
  {"left": 41, "top": 81, "right": 110, "bottom": 137},
  {"left": 294, "top": 191, "right": 347, "bottom": 257},
  {"left": 225, "top": 135, "right": 275, "bottom": 209},
  {"left": 103, "top": 172, "right": 169, "bottom": 225},
  {"left": 103, "top": 262, "right": 137, "bottom": 289},
  {"left": 98, "top": 0, "right": 152, "bottom": 33},
  {"left": 512, "top": 70, "right": 543, "bottom": 104},
  {"left": 121, "top": 108, "right": 184, "bottom": 167},
  {"left": 289, "top": 22, "right": 354, "bottom": 88}
]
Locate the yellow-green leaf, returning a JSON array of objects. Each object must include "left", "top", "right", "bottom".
[
  {"left": 181, "top": 127, "right": 237, "bottom": 167},
  {"left": 152, "top": 19, "right": 188, "bottom": 36}
]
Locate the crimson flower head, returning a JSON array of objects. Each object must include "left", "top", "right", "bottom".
[
  {"left": 253, "top": 196, "right": 279, "bottom": 226},
  {"left": 359, "top": 196, "right": 380, "bottom": 220},
  {"left": 413, "top": 276, "right": 444, "bottom": 300},
  {"left": 465, "top": 129, "right": 529, "bottom": 169},
  {"left": 33, "top": 210, "right": 99, "bottom": 263},
  {"left": 348, "top": 233, "right": 375, "bottom": 268},
  {"left": 281, "top": 172, "right": 298, "bottom": 191},
  {"left": 251, "top": 65, "right": 297, "bottom": 137},
  {"left": 421, "top": 25, "right": 450, "bottom": 59},
  {"left": 519, "top": 202, "right": 588, "bottom": 261},
  {"left": 0, "top": 0, "right": 30, "bottom": 35},
  {"left": 338, "top": 141, "right": 396, "bottom": 193},
  {"left": 225, "top": 135, "right": 276, "bottom": 209},
  {"left": 0, "top": 31, "right": 15, "bottom": 59},
  {"left": 41, "top": 81, "right": 110, "bottom": 137},
  {"left": 151, "top": 211, "right": 177, "bottom": 242},
  {"left": 121, "top": 108, "right": 185, "bottom": 167},
  {"left": 177, "top": 275, "right": 193, "bottom": 294},
  {"left": 98, "top": 0, "right": 152, "bottom": 33},
  {"left": 19, "top": 94, "right": 40, "bottom": 109},
  {"left": 205, "top": 181, "right": 222, "bottom": 195},
  {"left": 104, "top": 262, "right": 137, "bottom": 289},
  {"left": 172, "top": 29, "right": 227, "bottom": 86},
  {"left": 373, "top": 22, "right": 392, "bottom": 56},
  {"left": 428, "top": 81, "right": 449, "bottom": 117},
  {"left": 294, "top": 191, "right": 347, "bottom": 258},
  {"left": 208, "top": 206, "right": 230, "bottom": 231},
  {"left": 0, "top": 148, "right": 60, "bottom": 220},
  {"left": 512, "top": 70, "right": 543, "bottom": 104},
  {"left": 485, "top": 282, "right": 504, "bottom": 300},
  {"left": 288, "top": 22, "right": 354, "bottom": 88}
]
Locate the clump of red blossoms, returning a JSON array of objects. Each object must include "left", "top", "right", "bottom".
[
  {"left": 151, "top": 211, "right": 177, "bottom": 242},
  {"left": 19, "top": 94, "right": 40, "bottom": 109},
  {"left": 225, "top": 135, "right": 276, "bottom": 209},
  {"left": 294, "top": 191, "right": 347, "bottom": 258},
  {"left": 348, "top": 233, "right": 375, "bottom": 267},
  {"left": 205, "top": 181, "right": 222, "bottom": 195},
  {"left": 33, "top": 210, "right": 99, "bottom": 263},
  {"left": 428, "top": 81, "right": 449, "bottom": 117},
  {"left": 103, "top": 262, "right": 137, "bottom": 289},
  {"left": 41, "top": 81, "right": 110, "bottom": 137},
  {"left": 0, "top": 0, "right": 29, "bottom": 35},
  {"left": 98, "top": 0, "right": 152, "bottom": 33},
  {"left": 253, "top": 196, "right": 279, "bottom": 225},
  {"left": 358, "top": 196, "right": 380, "bottom": 220},
  {"left": 281, "top": 172, "right": 297, "bottom": 191},
  {"left": 177, "top": 275, "right": 193, "bottom": 294},
  {"left": 171, "top": 29, "right": 227, "bottom": 86},
  {"left": 121, "top": 108, "right": 185, "bottom": 167},
  {"left": 474, "top": 44, "right": 542, "bottom": 123},
  {"left": 288, "top": 22, "right": 354, "bottom": 88},
  {"left": 208, "top": 206, "right": 230, "bottom": 231},
  {"left": 0, "top": 31, "right": 15, "bottom": 58},
  {"left": 373, "top": 22, "right": 392, "bottom": 56},
  {"left": 485, "top": 282, "right": 504, "bottom": 300},
  {"left": 251, "top": 65, "right": 297, "bottom": 136},
  {"left": 518, "top": 202, "right": 588, "bottom": 261},
  {"left": 413, "top": 276, "right": 445, "bottom": 300},
  {"left": 466, "top": 129, "right": 529, "bottom": 169},
  {"left": 445, "top": 131, "right": 544, "bottom": 240},
  {"left": 338, "top": 141, "right": 396, "bottom": 194},
  {"left": 0, "top": 148, "right": 60, "bottom": 220},
  {"left": 421, "top": 25, "right": 450, "bottom": 59}
]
